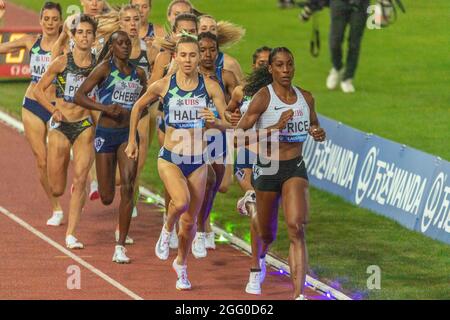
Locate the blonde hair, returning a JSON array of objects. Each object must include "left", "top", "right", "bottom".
[
  {"left": 217, "top": 21, "right": 245, "bottom": 48},
  {"left": 95, "top": 4, "right": 140, "bottom": 42},
  {"left": 198, "top": 15, "right": 245, "bottom": 49}
]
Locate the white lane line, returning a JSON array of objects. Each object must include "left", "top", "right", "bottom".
[{"left": 0, "top": 205, "right": 143, "bottom": 300}]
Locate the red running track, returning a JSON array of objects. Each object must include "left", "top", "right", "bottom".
[{"left": 0, "top": 121, "right": 324, "bottom": 300}]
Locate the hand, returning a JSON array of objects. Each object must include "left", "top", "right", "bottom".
[
  {"left": 309, "top": 126, "right": 326, "bottom": 142},
  {"left": 230, "top": 109, "right": 242, "bottom": 127},
  {"left": 276, "top": 109, "right": 294, "bottom": 129},
  {"left": 105, "top": 104, "right": 123, "bottom": 119},
  {"left": 144, "top": 36, "right": 154, "bottom": 47},
  {"left": 52, "top": 109, "right": 64, "bottom": 122},
  {"left": 199, "top": 108, "right": 216, "bottom": 125},
  {"left": 125, "top": 141, "right": 139, "bottom": 161}
]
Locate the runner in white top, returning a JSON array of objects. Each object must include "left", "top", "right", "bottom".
[{"left": 237, "top": 47, "right": 326, "bottom": 300}]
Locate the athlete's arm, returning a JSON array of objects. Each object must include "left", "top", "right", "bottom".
[
  {"left": 225, "top": 85, "right": 243, "bottom": 126},
  {"left": 203, "top": 77, "right": 232, "bottom": 131},
  {"left": 237, "top": 87, "right": 269, "bottom": 130},
  {"left": 148, "top": 51, "right": 170, "bottom": 85},
  {"left": 224, "top": 53, "right": 244, "bottom": 84},
  {"left": 223, "top": 69, "right": 238, "bottom": 103},
  {"left": 74, "top": 61, "right": 121, "bottom": 117},
  {"left": 301, "top": 88, "right": 326, "bottom": 142},
  {"left": 51, "top": 16, "right": 73, "bottom": 60},
  {"left": 0, "top": 34, "right": 36, "bottom": 54},
  {"left": 33, "top": 55, "right": 66, "bottom": 117},
  {"left": 126, "top": 78, "right": 166, "bottom": 160}
]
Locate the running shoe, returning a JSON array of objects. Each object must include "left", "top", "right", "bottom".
[
  {"left": 115, "top": 230, "right": 134, "bottom": 245},
  {"left": 131, "top": 206, "right": 138, "bottom": 218},
  {"left": 245, "top": 271, "right": 262, "bottom": 295},
  {"left": 341, "top": 78, "right": 356, "bottom": 93},
  {"left": 295, "top": 294, "right": 308, "bottom": 300},
  {"left": 169, "top": 228, "right": 179, "bottom": 249},
  {"left": 89, "top": 180, "right": 100, "bottom": 201},
  {"left": 191, "top": 232, "right": 207, "bottom": 258},
  {"left": 47, "top": 211, "right": 63, "bottom": 226},
  {"left": 155, "top": 224, "right": 171, "bottom": 260},
  {"left": 112, "top": 245, "right": 130, "bottom": 264},
  {"left": 172, "top": 259, "right": 191, "bottom": 290},
  {"left": 66, "top": 235, "right": 84, "bottom": 249},
  {"left": 205, "top": 231, "right": 216, "bottom": 250},
  {"left": 326, "top": 68, "right": 344, "bottom": 90}
]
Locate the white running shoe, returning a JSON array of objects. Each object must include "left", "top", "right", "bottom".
[
  {"left": 295, "top": 294, "right": 308, "bottom": 300},
  {"left": 245, "top": 271, "right": 262, "bottom": 295},
  {"left": 236, "top": 190, "right": 256, "bottom": 216},
  {"left": 115, "top": 230, "right": 134, "bottom": 245},
  {"left": 112, "top": 245, "right": 130, "bottom": 264},
  {"left": 66, "top": 235, "right": 84, "bottom": 249},
  {"left": 47, "top": 211, "right": 63, "bottom": 226},
  {"left": 172, "top": 259, "right": 191, "bottom": 290},
  {"left": 169, "top": 228, "right": 179, "bottom": 249},
  {"left": 131, "top": 206, "right": 138, "bottom": 218},
  {"left": 340, "top": 78, "right": 356, "bottom": 93},
  {"left": 89, "top": 180, "right": 100, "bottom": 201},
  {"left": 155, "top": 224, "right": 171, "bottom": 260},
  {"left": 191, "top": 232, "right": 207, "bottom": 259},
  {"left": 260, "top": 257, "right": 266, "bottom": 284},
  {"left": 326, "top": 68, "right": 343, "bottom": 90},
  {"left": 205, "top": 232, "right": 216, "bottom": 250}
]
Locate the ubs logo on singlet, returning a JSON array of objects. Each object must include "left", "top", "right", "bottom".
[{"left": 183, "top": 98, "right": 201, "bottom": 106}]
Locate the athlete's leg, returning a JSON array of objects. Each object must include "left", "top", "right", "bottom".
[
  {"left": 22, "top": 108, "right": 62, "bottom": 212},
  {"left": 66, "top": 127, "right": 94, "bottom": 237},
  {"left": 116, "top": 142, "right": 138, "bottom": 246},
  {"left": 218, "top": 163, "right": 233, "bottom": 193},
  {"left": 133, "top": 112, "right": 150, "bottom": 204},
  {"left": 95, "top": 152, "right": 117, "bottom": 206},
  {"left": 281, "top": 177, "right": 309, "bottom": 299},
  {"left": 46, "top": 129, "right": 71, "bottom": 197},
  {"left": 158, "top": 159, "right": 191, "bottom": 232},
  {"left": 176, "top": 165, "right": 208, "bottom": 266},
  {"left": 197, "top": 164, "right": 216, "bottom": 232},
  {"left": 254, "top": 190, "right": 280, "bottom": 265}
]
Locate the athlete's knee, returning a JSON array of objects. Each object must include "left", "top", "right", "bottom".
[
  {"left": 286, "top": 221, "right": 306, "bottom": 242},
  {"left": 180, "top": 214, "right": 196, "bottom": 233},
  {"left": 36, "top": 157, "right": 47, "bottom": 173},
  {"left": 72, "top": 173, "right": 88, "bottom": 191},
  {"left": 120, "top": 181, "right": 134, "bottom": 198},
  {"left": 260, "top": 230, "right": 276, "bottom": 246},
  {"left": 51, "top": 186, "right": 65, "bottom": 198},
  {"left": 100, "top": 192, "right": 115, "bottom": 205},
  {"left": 170, "top": 197, "right": 190, "bottom": 214}
]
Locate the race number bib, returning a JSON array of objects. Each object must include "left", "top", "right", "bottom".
[
  {"left": 168, "top": 97, "right": 206, "bottom": 129},
  {"left": 112, "top": 80, "right": 143, "bottom": 109},
  {"left": 30, "top": 53, "right": 51, "bottom": 80},
  {"left": 279, "top": 107, "right": 310, "bottom": 143}
]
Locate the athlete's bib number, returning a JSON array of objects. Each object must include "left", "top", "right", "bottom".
[
  {"left": 30, "top": 53, "right": 51, "bottom": 79},
  {"left": 112, "top": 80, "right": 143, "bottom": 109},
  {"left": 168, "top": 97, "right": 206, "bottom": 129},
  {"left": 279, "top": 108, "right": 310, "bottom": 143}
]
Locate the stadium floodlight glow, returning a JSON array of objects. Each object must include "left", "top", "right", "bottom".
[
  {"left": 216, "top": 235, "right": 229, "bottom": 243},
  {"left": 146, "top": 196, "right": 155, "bottom": 204}
]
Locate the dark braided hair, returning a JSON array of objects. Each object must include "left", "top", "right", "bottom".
[
  {"left": 197, "top": 32, "right": 218, "bottom": 50},
  {"left": 243, "top": 47, "right": 294, "bottom": 97},
  {"left": 97, "top": 31, "right": 130, "bottom": 63}
]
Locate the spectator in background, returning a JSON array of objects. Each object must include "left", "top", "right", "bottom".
[{"left": 326, "top": 0, "right": 369, "bottom": 93}]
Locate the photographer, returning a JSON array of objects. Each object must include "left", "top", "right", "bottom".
[{"left": 326, "top": 0, "right": 370, "bottom": 93}]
